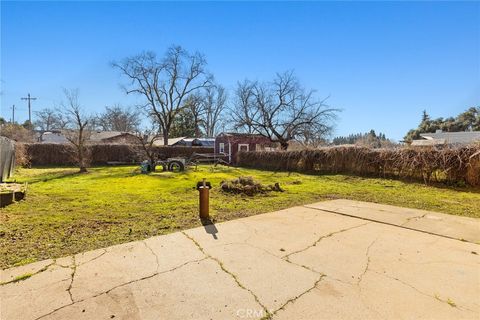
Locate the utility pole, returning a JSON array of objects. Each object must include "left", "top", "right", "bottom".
[
  {"left": 21, "top": 93, "right": 37, "bottom": 123},
  {"left": 11, "top": 104, "right": 15, "bottom": 123}
]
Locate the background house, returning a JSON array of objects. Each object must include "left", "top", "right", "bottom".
[
  {"left": 172, "top": 138, "right": 215, "bottom": 147},
  {"left": 37, "top": 131, "right": 186, "bottom": 146},
  {"left": 214, "top": 132, "right": 276, "bottom": 164},
  {"left": 91, "top": 131, "right": 138, "bottom": 144},
  {"left": 37, "top": 130, "right": 140, "bottom": 144},
  {"left": 411, "top": 130, "right": 480, "bottom": 147}
]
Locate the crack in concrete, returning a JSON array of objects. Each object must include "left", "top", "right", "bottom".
[
  {"left": 265, "top": 274, "right": 327, "bottom": 319},
  {"left": 53, "top": 258, "right": 74, "bottom": 269},
  {"left": 370, "top": 270, "right": 475, "bottom": 313},
  {"left": 283, "top": 222, "right": 371, "bottom": 262},
  {"left": 0, "top": 261, "right": 56, "bottom": 286},
  {"left": 76, "top": 248, "right": 108, "bottom": 266},
  {"left": 221, "top": 241, "right": 325, "bottom": 277},
  {"left": 142, "top": 240, "right": 160, "bottom": 272},
  {"left": 66, "top": 256, "right": 77, "bottom": 303},
  {"left": 305, "top": 205, "right": 473, "bottom": 244},
  {"left": 401, "top": 213, "right": 428, "bottom": 226},
  {"left": 326, "top": 275, "right": 388, "bottom": 318},
  {"left": 357, "top": 237, "right": 378, "bottom": 287},
  {"left": 199, "top": 236, "right": 337, "bottom": 320},
  {"left": 95, "top": 257, "right": 208, "bottom": 298},
  {"left": 1, "top": 256, "right": 82, "bottom": 287},
  {"left": 181, "top": 231, "right": 272, "bottom": 318},
  {"left": 33, "top": 257, "right": 208, "bottom": 320}
]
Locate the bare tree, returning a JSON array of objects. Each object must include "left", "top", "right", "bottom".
[
  {"left": 201, "top": 85, "right": 227, "bottom": 137},
  {"left": 113, "top": 46, "right": 212, "bottom": 145},
  {"left": 296, "top": 123, "right": 331, "bottom": 148},
  {"left": 96, "top": 105, "right": 141, "bottom": 132},
  {"left": 60, "top": 88, "right": 91, "bottom": 173},
  {"left": 183, "top": 93, "right": 204, "bottom": 138},
  {"left": 230, "top": 80, "right": 257, "bottom": 134},
  {"left": 231, "top": 72, "right": 338, "bottom": 149},
  {"left": 34, "top": 108, "right": 66, "bottom": 131},
  {"left": 133, "top": 125, "right": 162, "bottom": 171}
]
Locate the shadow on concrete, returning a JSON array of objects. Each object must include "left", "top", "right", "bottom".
[{"left": 201, "top": 218, "right": 218, "bottom": 239}]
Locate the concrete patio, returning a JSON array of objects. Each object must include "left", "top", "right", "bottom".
[{"left": 1, "top": 199, "right": 479, "bottom": 320}]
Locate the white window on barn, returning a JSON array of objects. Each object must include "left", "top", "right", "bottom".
[
  {"left": 219, "top": 143, "right": 225, "bottom": 153},
  {"left": 238, "top": 144, "right": 249, "bottom": 152}
]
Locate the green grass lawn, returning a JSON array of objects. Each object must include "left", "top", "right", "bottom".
[{"left": 1, "top": 165, "right": 479, "bottom": 269}]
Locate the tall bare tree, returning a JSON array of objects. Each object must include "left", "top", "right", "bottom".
[
  {"left": 96, "top": 105, "right": 141, "bottom": 132},
  {"left": 201, "top": 85, "right": 227, "bottom": 137},
  {"left": 183, "top": 93, "right": 204, "bottom": 138},
  {"left": 230, "top": 80, "right": 257, "bottom": 134},
  {"left": 113, "top": 46, "right": 212, "bottom": 145},
  {"left": 231, "top": 72, "right": 338, "bottom": 149},
  {"left": 60, "top": 89, "right": 91, "bottom": 173},
  {"left": 34, "top": 108, "right": 67, "bottom": 131}
]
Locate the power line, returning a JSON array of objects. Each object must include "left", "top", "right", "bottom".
[{"left": 21, "top": 93, "right": 37, "bottom": 123}]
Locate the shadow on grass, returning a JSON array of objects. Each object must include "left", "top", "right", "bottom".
[
  {"left": 20, "top": 170, "right": 80, "bottom": 184},
  {"left": 87, "top": 170, "right": 140, "bottom": 180}
]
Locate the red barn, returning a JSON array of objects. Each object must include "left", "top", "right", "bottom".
[{"left": 214, "top": 132, "right": 277, "bottom": 164}]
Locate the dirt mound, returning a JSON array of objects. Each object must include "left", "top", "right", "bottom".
[{"left": 220, "top": 176, "right": 283, "bottom": 196}]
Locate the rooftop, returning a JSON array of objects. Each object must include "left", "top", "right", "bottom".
[{"left": 419, "top": 131, "right": 480, "bottom": 144}]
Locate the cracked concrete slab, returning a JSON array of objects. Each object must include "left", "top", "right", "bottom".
[
  {"left": 186, "top": 206, "right": 367, "bottom": 258},
  {"left": 70, "top": 232, "right": 205, "bottom": 301},
  {"left": 1, "top": 264, "right": 72, "bottom": 320},
  {"left": 275, "top": 274, "right": 477, "bottom": 320},
  {"left": 273, "top": 278, "right": 380, "bottom": 319},
  {"left": 402, "top": 212, "right": 480, "bottom": 244},
  {"left": 288, "top": 222, "right": 381, "bottom": 285},
  {"left": 39, "top": 259, "right": 264, "bottom": 320},
  {"left": 358, "top": 271, "right": 478, "bottom": 319},
  {"left": 1, "top": 199, "right": 479, "bottom": 320},
  {"left": 1, "top": 259, "right": 55, "bottom": 284},
  {"left": 366, "top": 224, "right": 480, "bottom": 312},
  {"left": 187, "top": 238, "right": 319, "bottom": 312},
  {"left": 306, "top": 199, "right": 480, "bottom": 243},
  {"left": 288, "top": 221, "right": 480, "bottom": 315},
  {"left": 70, "top": 239, "right": 159, "bottom": 301}
]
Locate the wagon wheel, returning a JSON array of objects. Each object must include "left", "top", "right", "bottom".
[{"left": 168, "top": 161, "right": 185, "bottom": 172}]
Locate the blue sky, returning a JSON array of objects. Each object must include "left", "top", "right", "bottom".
[{"left": 1, "top": 1, "right": 479, "bottom": 140}]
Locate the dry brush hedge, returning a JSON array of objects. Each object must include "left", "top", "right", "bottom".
[
  {"left": 237, "top": 145, "right": 480, "bottom": 187},
  {"left": 23, "top": 143, "right": 213, "bottom": 166}
]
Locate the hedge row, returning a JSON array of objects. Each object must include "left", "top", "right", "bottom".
[
  {"left": 23, "top": 143, "right": 213, "bottom": 166},
  {"left": 237, "top": 145, "right": 480, "bottom": 187}
]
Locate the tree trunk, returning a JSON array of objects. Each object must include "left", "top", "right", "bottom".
[
  {"left": 163, "top": 133, "right": 169, "bottom": 146},
  {"left": 194, "top": 115, "right": 202, "bottom": 138},
  {"left": 194, "top": 125, "right": 201, "bottom": 138},
  {"left": 77, "top": 128, "right": 88, "bottom": 173},
  {"left": 78, "top": 145, "right": 86, "bottom": 172},
  {"left": 149, "top": 154, "right": 157, "bottom": 172}
]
